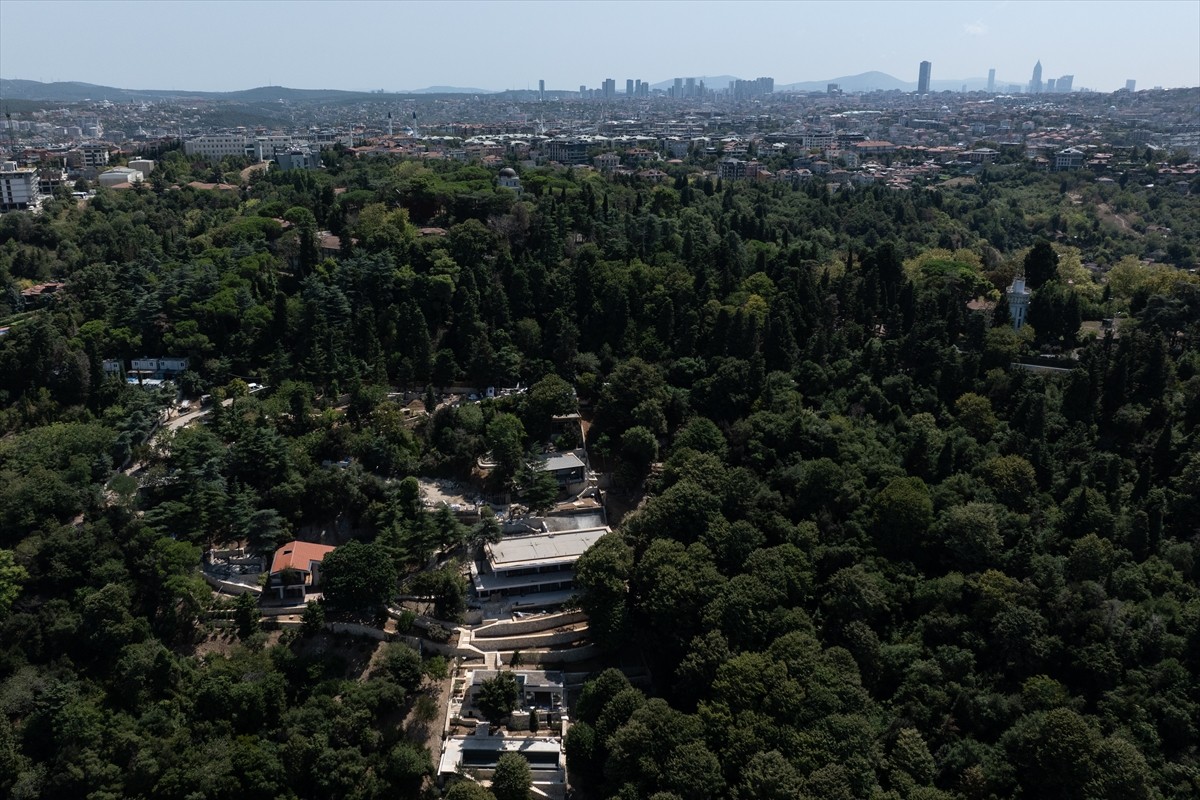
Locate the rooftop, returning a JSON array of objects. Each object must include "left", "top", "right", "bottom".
[
  {"left": 270, "top": 540, "right": 336, "bottom": 575},
  {"left": 485, "top": 527, "right": 608, "bottom": 571},
  {"left": 541, "top": 452, "right": 585, "bottom": 473}
]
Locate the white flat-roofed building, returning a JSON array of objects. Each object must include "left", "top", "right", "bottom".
[
  {"left": 184, "top": 134, "right": 250, "bottom": 160},
  {"left": 463, "top": 669, "right": 565, "bottom": 719},
  {"left": 472, "top": 526, "right": 608, "bottom": 601},
  {"left": 437, "top": 727, "right": 565, "bottom": 795},
  {"left": 1, "top": 160, "right": 41, "bottom": 212},
  {"left": 98, "top": 167, "right": 143, "bottom": 187},
  {"left": 540, "top": 451, "right": 586, "bottom": 487}
]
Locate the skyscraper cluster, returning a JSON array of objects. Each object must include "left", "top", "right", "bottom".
[
  {"left": 730, "top": 77, "right": 774, "bottom": 100},
  {"left": 1030, "top": 61, "right": 1075, "bottom": 94}
]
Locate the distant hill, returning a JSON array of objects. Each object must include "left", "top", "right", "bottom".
[
  {"left": 1, "top": 74, "right": 1025, "bottom": 105},
  {"left": 0, "top": 79, "right": 492, "bottom": 103},
  {"left": 404, "top": 86, "right": 494, "bottom": 95},
  {"left": 779, "top": 71, "right": 911, "bottom": 93}
]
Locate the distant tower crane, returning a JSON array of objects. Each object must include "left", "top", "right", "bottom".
[{"left": 4, "top": 107, "right": 17, "bottom": 157}]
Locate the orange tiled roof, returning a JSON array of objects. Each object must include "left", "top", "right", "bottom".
[{"left": 270, "top": 541, "right": 336, "bottom": 575}]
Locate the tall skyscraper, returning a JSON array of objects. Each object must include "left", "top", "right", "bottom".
[
  {"left": 1030, "top": 60, "right": 1043, "bottom": 94},
  {"left": 602, "top": 78, "right": 615, "bottom": 99},
  {"left": 538, "top": 79, "right": 545, "bottom": 102},
  {"left": 987, "top": 68, "right": 996, "bottom": 93},
  {"left": 1057, "top": 75, "right": 1073, "bottom": 93},
  {"left": 918, "top": 61, "right": 932, "bottom": 94},
  {"left": 1046, "top": 78, "right": 1057, "bottom": 93},
  {"left": 1125, "top": 79, "right": 1137, "bottom": 92},
  {"left": 626, "top": 79, "right": 634, "bottom": 97},
  {"left": 673, "top": 77, "right": 683, "bottom": 98}
]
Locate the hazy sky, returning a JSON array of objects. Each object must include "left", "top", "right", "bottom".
[{"left": 2, "top": 0, "right": 1198, "bottom": 93}]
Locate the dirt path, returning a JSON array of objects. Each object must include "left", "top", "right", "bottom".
[{"left": 1097, "top": 202, "right": 1140, "bottom": 235}]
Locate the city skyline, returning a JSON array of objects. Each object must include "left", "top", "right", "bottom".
[{"left": 1, "top": 1, "right": 1197, "bottom": 94}]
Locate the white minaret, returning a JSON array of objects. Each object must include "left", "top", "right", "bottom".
[{"left": 1007, "top": 276, "right": 1032, "bottom": 330}]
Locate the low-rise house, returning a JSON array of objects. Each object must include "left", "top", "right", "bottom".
[
  {"left": 269, "top": 540, "right": 337, "bottom": 600},
  {"left": 438, "top": 723, "right": 565, "bottom": 796},
  {"left": 471, "top": 526, "right": 609, "bottom": 604},
  {"left": 462, "top": 670, "right": 566, "bottom": 722},
  {"left": 540, "top": 452, "right": 586, "bottom": 489}
]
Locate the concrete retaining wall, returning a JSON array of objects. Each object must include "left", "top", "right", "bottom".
[
  {"left": 473, "top": 610, "right": 587, "bottom": 638},
  {"left": 497, "top": 643, "right": 598, "bottom": 666},
  {"left": 471, "top": 628, "right": 587, "bottom": 652},
  {"left": 257, "top": 604, "right": 313, "bottom": 617}
]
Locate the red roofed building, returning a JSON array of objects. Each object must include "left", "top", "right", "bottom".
[{"left": 269, "top": 540, "right": 336, "bottom": 599}]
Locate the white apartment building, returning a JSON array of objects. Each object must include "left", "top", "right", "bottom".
[
  {"left": 184, "top": 134, "right": 250, "bottom": 160},
  {"left": 0, "top": 161, "right": 41, "bottom": 212}
]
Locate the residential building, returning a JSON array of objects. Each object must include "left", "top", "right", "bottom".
[
  {"left": 37, "top": 168, "right": 70, "bottom": 196},
  {"left": 437, "top": 723, "right": 566, "bottom": 797},
  {"left": 128, "top": 357, "right": 189, "bottom": 377},
  {"left": 1007, "top": 277, "right": 1032, "bottom": 330},
  {"left": 184, "top": 134, "right": 250, "bottom": 160},
  {"left": 268, "top": 540, "right": 337, "bottom": 600},
  {"left": 79, "top": 143, "right": 110, "bottom": 168},
  {"left": 731, "top": 77, "right": 774, "bottom": 100},
  {"left": 854, "top": 140, "right": 897, "bottom": 156},
  {"left": 593, "top": 152, "right": 620, "bottom": 173},
  {"left": 718, "top": 157, "right": 749, "bottom": 179},
  {"left": 1054, "top": 147, "right": 1085, "bottom": 170},
  {"left": 540, "top": 452, "right": 586, "bottom": 489},
  {"left": 626, "top": 79, "right": 634, "bottom": 98},
  {"left": 918, "top": 61, "right": 932, "bottom": 94},
  {"left": 127, "top": 158, "right": 155, "bottom": 176},
  {"left": 1125, "top": 79, "right": 1136, "bottom": 92},
  {"left": 545, "top": 139, "right": 589, "bottom": 165},
  {"left": 1, "top": 160, "right": 42, "bottom": 211},
  {"left": 964, "top": 148, "right": 998, "bottom": 164},
  {"left": 462, "top": 670, "right": 565, "bottom": 723},
  {"left": 471, "top": 526, "right": 609, "bottom": 604},
  {"left": 19, "top": 282, "right": 64, "bottom": 306}
]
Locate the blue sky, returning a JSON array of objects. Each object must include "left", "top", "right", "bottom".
[{"left": 2, "top": 0, "right": 1197, "bottom": 92}]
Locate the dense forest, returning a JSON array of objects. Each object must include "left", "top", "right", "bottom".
[{"left": 1, "top": 144, "right": 1198, "bottom": 799}]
